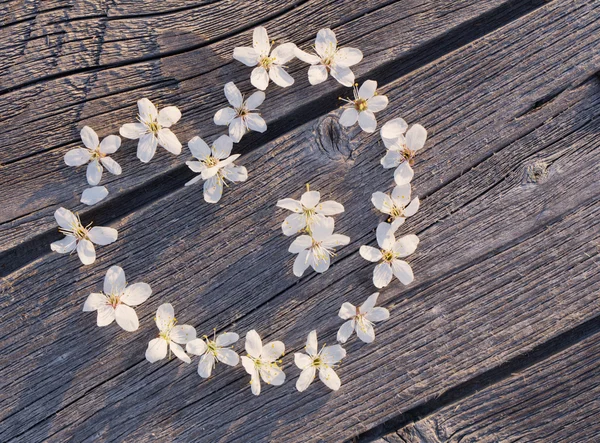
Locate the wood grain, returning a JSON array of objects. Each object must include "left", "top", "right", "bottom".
[{"left": 1, "top": 1, "right": 599, "bottom": 441}]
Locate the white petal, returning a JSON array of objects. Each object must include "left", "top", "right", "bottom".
[
  {"left": 233, "top": 46, "right": 259, "bottom": 66},
  {"left": 146, "top": 338, "right": 168, "bottom": 363},
  {"left": 138, "top": 98, "right": 157, "bottom": 122},
  {"left": 224, "top": 82, "right": 243, "bottom": 108},
  {"left": 228, "top": 117, "right": 246, "bottom": 143},
  {"left": 87, "top": 226, "right": 118, "bottom": 245},
  {"left": 381, "top": 117, "right": 408, "bottom": 140},
  {"left": 271, "top": 42, "right": 296, "bottom": 64},
  {"left": 86, "top": 160, "right": 102, "bottom": 186},
  {"left": 337, "top": 320, "right": 355, "bottom": 343},
  {"left": 137, "top": 133, "right": 158, "bottom": 163},
  {"left": 334, "top": 47, "right": 363, "bottom": 67},
  {"left": 260, "top": 365, "right": 285, "bottom": 386},
  {"left": 376, "top": 222, "right": 395, "bottom": 250},
  {"left": 360, "top": 293, "right": 379, "bottom": 313},
  {"left": 155, "top": 303, "right": 174, "bottom": 331},
  {"left": 392, "top": 184, "right": 412, "bottom": 206},
  {"left": 321, "top": 234, "right": 350, "bottom": 250},
  {"left": 391, "top": 217, "right": 406, "bottom": 232},
  {"left": 295, "top": 47, "right": 320, "bottom": 64},
  {"left": 251, "top": 66, "right": 270, "bottom": 91},
  {"left": 215, "top": 332, "right": 239, "bottom": 347},
  {"left": 197, "top": 353, "right": 215, "bottom": 378},
  {"left": 321, "top": 344, "right": 346, "bottom": 364},
  {"left": 96, "top": 305, "right": 115, "bottom": 327},
  {"left": 358, "top": 80, "right": 377, "bottom": 99},
  {"left": 157, "top": 106, "right": 181, "bottom": 128},
  {"left": 186, "top": 338, "right": 207, "bottom": 355},
  {"left": 283, "top": 214, "right": 307, "bottom": 237},
  {"left": 269, "top": 65, "right": 294, "bottom": 88},
  {"left": 277, "top": 198, "right": 302, "bottom": 212},
  {"left": 315, "top": 28, "right": 337, "bottom": 58},
  {"left": 305, "top": 330, "right": 318, "bottom": 356},
  {"left": 77, "top": 239, "right": 96, "bottom": 265},
  {"left": 371, "top": 192, "right": 393, "bottom": 214},
  {"left": 81, "top": 186, "right": 108, "bottom": 206},
  {"left": 100, "top": 157, "right": 121, "bottom": 175},
  {"left": 188, "top": 136, "right": 211, "bottom": 159},
  {"left": 157, "top": 128, "right": 182, "bottom": 155},
  {"left": 300, "top": 190, "right": 320, "bottom": 208},
  {"left": 245, "top": 91, "right": 265, "bottom": 110},
  {"left": 330, "top": 64, "right": 354, "bottom": 87},
  {"left": 252, "top": 26, "right": 270, "bottom": 56},
  {"left": 80, "top": 126, "right": 99, "bottom": 150},
  {"left": 308, "top": 64, "right": 328, "bottom": 85},
  {"left": 216, "top": 348, "right": 239, "bottom": 366},
  {"left": 245, "top": 330, "right": 263, "bottom": 359},
  {"left": 170, "top": 325, "right": 197, "bottom": 344},
  {"left": 315, "top": 200, "right": 344, "bottom": 215},
  {"left": 359, "top": 245, "right": 382, "bottom": 262},
  {"left": 50, "top": 235, "right": 77, "bottom": 253},
  {"left": 356, "top": 319, "right": 376, "bottom": 343},
  {"left": 214, "top": 107, "right": 237, "bottom": 126},
  {"left": 391, "top": 260, "right": 414, "bottom": 285},
  {"left": 83, "top": 292, "right": 106, "bottom": 312},
  {"left": 310, "top": 216, "right": 335, "bottom": 241},
  {"left": 203, "top": 176, "right": 223, "bottom": 203},
  {"left": 365, "top": 307, "right": 390, "bottom": 322},
  {"left": 241, "top": 355, "right": 257, "bottom": 375},
  {"left": 394, "top": 161, "right": 414, "bottom": 185},
  {"left": 54, "top": 207, "right": 77, "bottom": 229},
  {"left": 250, "top": 372, "right": 261, "bottom": 396},
  {"left": 64, "top": 148, "right": 92, "bottom": 166},
  {"left": 170, "top": 342, "right": 191, "bottom": 364},
  {"left": 185, "top": 175, "right": 203, "bottom": 186},
  {"left": 310, "top": 252, "right": 330, "bottom": 273},
  {"left": 115, "top": 304, "right": 139, "bottom": 332},
  {"left": 296, "top": 366, "right": 316, "bottom": 392},
  {"left": 103, "top": 265, "right": 126, "bottom": 295},
  {"left": 339, "top": 108, "right": 358, "bottom": 127},
  {"left": 367, "top": 95, "right": 388, "bottom": 113},
  {"left": 381, "top": 150, "right": 402, "bottom": 169},
  {"left": 404, "top": 197, "right": 420, "bottom": 217},
  {"left": 393, "top": 234, "right": 419, "bottom": 257},
  {"left": 373, "top": 263, "right": 393, "bottom": 288},
  {"left": 245, "top": 113, "right": 267, "bottom": 133},
  {"left": 338, "top": 302, "right": 356, "bottom": 320},
  {"left": 293, "top": 249, "right": 310, "bottom": 277},
  {"left": 319, "top": 366, "right": 341, "bottom": 391},
  {"left": 406, "top": 124, "right": 428, "bottom": 151},
  {"left": 119, "top": 123, "right": 147, "bottom": 140},
  {"left": 262, "top": 341, "right": 285, "bottom": 362},
  {"left": 294, "top": 353, "right": 313, "bottom": 370},
  {"left": 99, "top": 135, "right": 121, "bottom": 154},
  {"left": 121, "top": 282, "right": 152, "bottom": 306},
  {"left": 358, "top": 110, "right": 377, "bottom": 133},
  {"left": 222, "top": 165, "right": 247, "bottom": 182}
]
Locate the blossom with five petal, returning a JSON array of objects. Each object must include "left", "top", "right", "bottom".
[
  {"left": 120, "top": 98, "right": 182, "bottom": 163},
  {"left": 240, "top": 330, "right": 285, "bottom": 396},
  {"left": 371, "top": 184, "right": 420, "bottom": 231},
  {"left": 233, "top": 27, "right": 297, "bottom": 90},
  {"left": 186, "top": 331, "right": 240, "bottom": 378},
  {"left": 289, "top": 217, "right": 350, "bottom": 277},
  {"left": 83, "top": 265, "right": 151, "bottom": 332},
  {"left": 380, "top": 118, "right": 428, "bottom": 185},
  {"left": 276, "top": 189, "right": 344, "bottom": 236},
  {"left": 337, "top": 293, "right": 389, "bottom": 343},
  {"left": 146, "top": 303, "right": 197, "bottom": 364},
  {"left": 339, "top": 80, "right": 388, "bottom": 133},
  {"left": 294, "top": 330, "right": 346, "bottom": 392},
  {"left": 295, "top": 28, "right": 363, "bottom": 87},
  {"left": 359, "top": 222, "right": 419, "bottom": 288},
  {"left": 50, "top": 207, "right": 118, "bottom": 265},
  {"left": 214, "top": 82, "right": 267, "bottom": 143},
  {"left": 184, "top": 135, "right": 248, "bottom": 203},
  {"left": 64, "top": 126, "right": 122, "bottom": 186}
]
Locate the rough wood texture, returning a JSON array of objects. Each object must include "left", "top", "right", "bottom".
[
  {"left": 2, "top": 0, "right": 600, "bottom": 442},
  {"left": 377, "top": 332, "right": 600, "bottom": 443}
]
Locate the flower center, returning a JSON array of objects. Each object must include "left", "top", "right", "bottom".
[
  {"left": 311, "top": 240, "right": 333, "bottom": 262},
  {"left": 390, "top": 205, "right": 404, "bottom": 219},
  {"left": 355, "top": 98, "right": 368, "bottom": 111},
  {"left": 382, "top": 250, "right": 396, "bottom": 263},
  {"left": 159, "top": 318, "right": 177, "bottom": 342},
  {"left": 148, "top": 121, "right": 160, "bottom": 134},
  {"left": 205, "top": 156, "right": 219, "bottom": 168},
  {"left": 59, "top": 217, "right": 90, "bottom": 241},
  {"left": 107, "top": 293, "right": 121, "bottom": 309},
  {"left": 259, "top": 56, "right": 273, "bottom": 69}
]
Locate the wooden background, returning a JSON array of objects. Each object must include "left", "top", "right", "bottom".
[{"left": 1, "top": 0, "right": 600, "bottom": 441}]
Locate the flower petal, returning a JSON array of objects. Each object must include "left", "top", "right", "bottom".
[
  {"left": 245, "top": 91, "right": 265, "bottom": 110},
  {"left": 250, "top": 372, "right": 261, "bottom": 396},
  {"left": 359, "top": 245, "right": 382, "bottom": 262},
  {"left": 393, "top": 234, "right": 419, "bottom": 257},
  {"left": 334, "top": 47, "right": 363, "bottom": 67},
  {"left": 185, "top": 175, "right": 203, "bottom": 186},
  {"left": 276, "top": 198, "right": 302, "bottom": 212},
  {"left": 50, "top": 235, "right": 77, "bottom": 253},
  {"left": 360, "top": 292, "right": 379, "bottom": 314},
  {"left": 186, "top": 338, "right": 208, "bottom": 356},
  {"left": 64, "top": 148, "right": 92, "bottom": 166},
  {"left": 155, "top": 303, "right": 174, "bottom": 331},
  {"left": 216, "top": 332, "right": 239, "bottom": 347},
  {"left": 310, "top": 216, "right": 335, "bottom": 241},
  {"left": 224, "top": 82, "right": 243, "bottom": 108},
  {"left": 305, "top": 330, "right": 318, "bottom": 356},
  {"left": 54, "top": 207, "right": 77, "bottom": 229},
  {"left": 245, "top": 330, "right": 262, "bottom": 359},
  {"left": 170, "top": 325, "right": 197, "bottom": 344},
  {"left": 138, "top": 98, "right": 158, "bottom": 123},
  {"left": 296, "top": 366, "right": 316, "bottom": 392},
  {"left": 394, "top": 161, "right": 414, "bottom": 186},
  {"left": 157, "top": 106, "right": 182, "bottom": 128},
  {"left": 373, "top": 262, "right": 393, "bottom": 288},
  {"left": 170, "top": 342, "right": 191, "bottom": 364},
  {"left": 337, "top": 320, "right": 355, "bottom": 343},
  {"left": 392, "top": 184, "right": 411, "bottom": 206},
  {"left": 339, "top": 108, "right": 358, "bottom": 127},
  {"left": 391, "top": 259, "right": 414, "bottom": 285},
  {"left": 211, "top": 136, "right": 233, "bottom": 161},
  {"left": 221, "top": 164, "right": 248, "bottom": 182},
  {"left": 315, "top": 28, "right": 337, "bottom": 58},
  {"left": 87, "top": 226, "right": 118, "bottom": 245},
  {"left": 245, "top": 113, "right": 267, "bottom": 133},
  {"left": 321, "top": 234, "right": 350, "bottom": 250},
  {"left": 381, "top": 150, "right": 402, "bottom": 169},
  {"left": 216, "top": 348, "right": 239, "bottom": 366},
  {"left": 77, "top": 239, "right": 96, "bottom": 265},
  {"left": 310, "top": 252, "right": 330, "bottom": 273},
  {"left": 269, "top": 65, "right": 294, "bottom": 88},
  {"left": 321, "top": 344, "right": 346, "bottom": 364},
  {"left": 316, "top": 200, "right": 344, "bottom": 215},
  {"left": 121, "top": 282, "right": 152, "bottom": 306},
  {"left": 188, "top": 136, "right": 211, "bottom": 160},
  {"left": 365, "top": 307, "right": 390, "bottom": 322},
  {"left": 80, "top": 186, "right": 108, "bottom": 207},
  {"left": 271, "top": 42, "right": 296, "bottom": 64},
  {"left": 99, "top": 135, "right": 121, "bottom": 154},
  {"left": 137, "top": 133, "right": 158, "bottom": 163},
  {"left": 228, "top": 117, "right": 246, "bottom": 143},
  {"left": 83, "top": 292, "right": 106, "bottom": 312},
  {"left": 356, "top": 319, "right": 376, "bottom": 343},
  {"left": 376, "top": 222, "right": 395, "bottom": 250},
  {"left": 97, "top": 305, "right": 115, "bottom": 327},
  {"left": 262, "top": 341, "right": 285, "bottom": 362},
  {"left": 319, "top": 366, "right": 341, "bottom": 391},
  {"left": 406, "top": 124, "right": 428, "bottom": 151},
  {"left": 233, "top": 46, "right": 259, "bottom": 66},
  {"left": 203, "top": 176, "right": 223, "bottom": 203},
  {"left": 157, "top": 128, "right": 182, "bottom": 155},
  {"left": 252, "top": 26, "right": 270, "bottom": 56},
  {"left": 146, "top": 338, "right": 168, "bottom": 363},
  {"left": 338, "top": 302, "right": 356, "bottom": 320},
  {"left": 294, "top": 352, "right": 313, "bottom": 370},
  {"left": 86, "top": 160, "right": 103, "bottom": 186},
  {"left": 197, "top": 353, "right": 215, "bottom": 378},
  {"left": 367, "top": 95, "right": 388, "bottom": 113},
  {"left": 300, "top": 190, "right": 320, "bottom": 208},
  {"left": 358, "top": 110, "right": 377, "bottom": 133},
  {"left": 308, "top": 64, "right": 328, "bottom": 85},
  {"left": 283, "top": 213, "right": 307, "bottom": 237},
  {"left": 80, "top": 126, "right": 99, "bottom": 150},
  {"left": 115, "top": 304, "right": 139, "bottom": 332},
  {"left": 119, "top": 123, "right": 147, "bottom": 140},
  {"left": 100, "top": 157, "right": 122, "bottom": 175},
  {"left": 103, "top": 265, "right": 126, "bottom": 295},
  {"left": 404, "top": 197, "right": 420, "bottom": 217},
  {"left": 260, "top": 365, "right": 285, "bottom": 386},
  {"left": 241, "top": 355, "right": 257, "bottom": 375},
  {"left": 293, "top": 249, "right": 310, "bottom": 277},
  {"left": 295, "top": 47, "right": 320, "bottom": 64},
  {"left": 358, "top": 80, "right": 377, "bottom": 99},
  {"left": 371, "top": 192, "right": 393, "bottom": 214},
  {"left": 251, "top": 66, "right": 270, "bottom": 91},
  {"left": 214, "top": 107, "right": 237, "bottom": 126},
  {"left": 330, "top": 64, "right": 354, "bottom": 87},
  {"left": 381, "top": 117, "right": 408, "bottom": 141}
]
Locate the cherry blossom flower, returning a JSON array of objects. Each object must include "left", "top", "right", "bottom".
[
  {"left": 240, "top": 330, "right": 285, "bottom": 396},
  {"left": 184, "top": 135, "right": 248, "bottom": 203},
  {"left": 339, "top": 80, "right": 388, "bottom": 133},
  {"left": 288, "top": 217, "right": 350, "bottom": 277},
  {"left": 337, "top": 293, "right": 389, "bottom": 344},
  {"left": 83, "top": 265, "right": 151, "bottom": 332},
  {"left": 276, "top": 188, "right": 344, "bottom": 236},
  {"left": 295, "top": 28, "right": 363, "bottom": 87},
  {"left": 120, "top": 98, "right": 182, "bottom": 163},
  {"left": 186, "top": 331, "right": 240, "bottom": 378},
  {"left": 294, "top": 330, "right": 346, "bottom": 392},
  {"left": 80, "top": 186, "right": 109, "bottom": 206},
  {"left": 64, "top": 126, "right": 122, "bottom": 186},
  {"left": 380, "top": 118, "right": 428, "bottom": 185},
  {"left": 371, "top": 184, "right": 420, "bottom": 231},
  {"left": 359, "top": 222, "right": 419, "bottom": 288},
  {"left": 233, "top": 26, "right": 296, "bottom": 90},
  {"left": 214, "top": 82, "right": 266, "bottom": 143},
  {"left": 50, "top": 207, "right": 118, "bottom": 265},
  {"left": 146, "top": 303, "right": 196, "bottom": 364}
]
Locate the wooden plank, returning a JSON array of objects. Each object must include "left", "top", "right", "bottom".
[
  {"left": 378, "top": 332, "right": 600, "bottom": 443},
  {"left": 1, "top": 1, "right": 599, "bottom": 440},
  {"left": 0, "top": 0, "right": 542, "bottom": 255}
]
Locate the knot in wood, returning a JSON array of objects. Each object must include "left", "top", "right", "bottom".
[
  {"left": 315, "top": 115, "right": 354, "bottom": 161},
  {"left": 524, "top": 160, "right": 549, "bottom": 184}
]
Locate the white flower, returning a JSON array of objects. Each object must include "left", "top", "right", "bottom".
[
  {"left": 64, "top": 126, "right": 122, "bottom": 186},
  {"left": 233, "top": 26, "right": 296, "bottom": 90},
  {"left": 80, "top": 186, "right": 109, "bottom": 206},
  {"left": 295, "top": 28, "right": 363, "bottom": 87},
  {"left": 145, "top": 303, "right": 196, "bottom": 364},
  {"left": 359, "top": 222, "right": 419, "bottom": 288},
  {"left": 276, "top": 189, "right": 344, "bottom": 236},
  {"left": 240, "top": 330, "right": 285, "bottom": 396},
  {"left": 337, "top": 293, "right": 389, "bottom": 343},
  {"left": 119, "top": 98, "right": 182, "bottom": 163},
  {"left": 294, "top": 330, "right": 346, "bottom": 392},
  {"left": 184, "top": 135, "right": 248, "bottom": 203},
  {"left": 213, "top": 82, "right": 267, "bottom": 143},
  {"left": 288, "top": 217, "right": 350, "bottom": 277},
  {"left": 186, "top": 331, "right": 240, "bottom": 378},
  {"left": 371, "top": 184, "right": 420, "bottom": 231},
  {"left": 339, "top": 80, "right": 388, "bottom": 133},
  {"left": 380, "top": 118, "right": 428, "bottom": 185},
  {"left": 82, "top": 265, "right": 151, "bottom": 332},
  {"left": 50, "top": 207, "right": 118, "bottom": 265}
]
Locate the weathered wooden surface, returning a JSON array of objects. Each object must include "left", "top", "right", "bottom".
[{"left": 1, "top": 0, "right": 600, "bottom": 442}]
